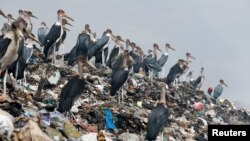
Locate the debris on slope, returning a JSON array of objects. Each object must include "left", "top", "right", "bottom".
[{"left": 0, "top": 60, "right": 249, "bottom": 141}]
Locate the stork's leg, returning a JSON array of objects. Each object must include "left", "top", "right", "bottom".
[
  {"left": 62, "top": 43, "right": 65, "bottom": 61},
  {"left": 53, "top": 46, "right": 57, "bottom": 64},
  {"left": 118, "top": 90, "right": 120, "bottom": 104},
  {"left": 121, "top": 87, "right": 124, "bottom": 103},
  {"left": 102, "top": 50, "right": 105, "bottom": 66},
  {"left": 162, "top": 66, "right": 165, "bottom": 78},
  {"left": 90, "top": 57, "right": 96, "bottom": 66},
  {"left": 77, "top": 59, "right": 84, "bottom": 78},
  {"left": 161, "top": 132, "right": 164, "bottom": 141},
  {"left": 149, "top": 70, "right": 153, "bottom": 80},
  {"left": 15, "top": 61, "right": 19, "bottom": 81},
  {"left": 24, "top": 71, "right": 27, "bottom": 84},
  {"left": 3, "top": 70, "right": 8, "bottom": 96}
]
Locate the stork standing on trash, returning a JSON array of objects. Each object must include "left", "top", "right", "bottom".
[
  {"left": 0, "top": 17, "right": 30, "bottom": 96},
  {"left": 55, "top": 18, "right": 72, "bottom": 59},
  {"left": 94, "top": 29, "right": 113, "bottom": 66},
  {"left": 157, "top": 43, "right": 175, "bottom": 78},
  {"left": 192, "top": 67, "right": 205, "bottom": 90},
  {"left": 165, "top": 59, "right": 188, "bottom": 88},
  {"left": 7, "top": 16, "right": 41, "bottom": 88},
  {"left": 143, "top": 43, "right": 162, "bottom": 79},
  {"left": 43, "top": 9, "right": 74, "bottom": 64},
  {"left": 146, "top": 83, "right": 169, "bottom": 141},
  {"left": 213, "top": 79, "right": 228, "bottom": 99},
  {"left": 128, "top": 43, "right": 143, "bottom": 73},
  {"left": 110, "top": 50, "right": 135, "bottom": 103},
  {"left": 106, "top": 35, "right": 125, "bottom": 69}
]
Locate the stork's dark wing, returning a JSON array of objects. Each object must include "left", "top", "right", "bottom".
[
  {"left": 55, "top": 30, "right": 67, "bottom": 51},
  {"left": 107, "top": 47, "right": 120, "bottom": 68},
  {"left": 58, "top": 77, "right": 85, "bottom": 113},
  {"left": 43, "top": 24, "right": 62, "bottom": 56},
  {"left": 110, "top": 69, "right": 129, "bottom": 96},
  {"left": 38, "top": 27, "right": 48, "bottom": 46},
  {"left": 111, "top": 54, "right": 123, "bottom": 75},
  {"left": 145, "top": 57, "right": 162, "bottom": 72},
  {"left": 146, "top": 104, "right": 169, "bottom": 140},
  {"left": 96, "top": 35, "right": 110, "bottom": 49},
  {"left": 157, "top": 54, "right": 169, "bottom": 67},
  {"left": 129, "top": 51, "right": 142, "bottom": 73},
  {"left": 75, "top": 33, "right": 91, "bottom": 59},
  {"left": 0, "top": 37, "right": 11, "bottom": 58}
]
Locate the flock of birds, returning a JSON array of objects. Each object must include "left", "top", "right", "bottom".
[{"left": 0, "top": 9, "right": 228, "bottom": 141}]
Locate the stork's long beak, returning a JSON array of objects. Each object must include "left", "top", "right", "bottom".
[
  {"left": 64, "top": 14, "right": 74, "bottom": 21},
  {"left": 10, "top": 17, "right": 16, "bottom": 21},
  {"left": 110, "top": 33, "right": 115, "bottom": 37},
  {"left": 157, "top": 47, "right": 163, "bottom": 53},
  {"left": 117, "top": 38, "right": 125, "bottom": 42},
  {"left": 64, "top": 27, "right": 70, "bottom": 31},
  {"left": 189, "top": 55, "right": 195, "bottom": 59},
  {"left": 30, "top": 14, "right": 38, "bottom": 19},
  {"left": 23, "top": 29, "right": 42, "bottom": 46},
  {"left": 29, "top": 36, "right": 42, "bottom": 46},
  {"left": 66, "top": 22, "right": 72, "bottom": 26},
  {"left": 129, "top": 55, "right": 136, "bottom": 64},
  {"left": 169, "top": 46, "right": 175, "bottom": 51},
  {"left": 0, "top": 9, "right": 7, "bottom": 18},
  {"left": 119, "top": 38, "right": 125, "bottom": 42},
  {"left": 223, "top": 83, "right": 228, "bottom": 87}
]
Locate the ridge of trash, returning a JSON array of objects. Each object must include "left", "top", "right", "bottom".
[{"left": 0, "top": 60, "right": 249, "bottom": 141}]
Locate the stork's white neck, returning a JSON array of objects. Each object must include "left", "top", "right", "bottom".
[
  {"left": 115, "top": 42, "right": 121, "bottom": 47},
  {"left": 58, "top": 15, "right": 63, "bottom": 24},
  {"left": 106, "top": 33, "right": 111, "bottom": 37}
]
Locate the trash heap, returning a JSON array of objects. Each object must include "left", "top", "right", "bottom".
[{"left": 0, "top": 60, "right": 249, "bottom": 141}]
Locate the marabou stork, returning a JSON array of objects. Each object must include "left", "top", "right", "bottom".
[
  {"left": 111, "top": 39, "right": 131, "bottom": 75},
  {"left": 43, "top": 9, "right": 73, "bottom": 64},
  {"left": 94, "top": 29, "right": 113, "bottom": 66},
  {"left": 132, "top": 46, "right": 144, "bottom": 73},
  {"left": 106, "top": 35, "right": 125, "bottom": 69},
  {"left": 143, "top": 43, "right": 162, "bottom": 79},
  {"left": 38, "top": 22, "right": 49, "bottom": 46},
  {"left": 55, "top": 19, "right": 72, "bottom": 56},
  {"left": 1, "top": 14, "right": 15, "bottom": 35},
  {"left": 58, "top": 76, "right": 86, "bottom": 113},
  {"left": 0, "top": 18, "right": 25, "bottom": 96},
  {"left": 165, "top": 59, "right": 188, "bottom": 88},
  {"left": 184, "top": 52, "right": 195, "bottom": 71},
  {"left": 213, "top": 80, "right": 228, "bottom": 100},
  {"left": 63, "top": 25, "right": 87, "bottom": 66},
  {"left": 110, "top": 50, "right": 135, "bottom": 103},
  {"left": 88, "top": 29, "right": 113, "bottom": 64},
  {"left": 192, "top": 67, "right": 205, "bottom": 90},
  {"left": 75, "top": 24, "right": 98, "bottom": 78},
  {"left": 157, "top": 43, "right": 175, "bottom": 77},
  {"left": 126, "top": 40, "right": 139, "bottom": 72},
  {"left": 22, "top": 10, "right": 38, "bottom": 33},
  {"left": 146, "top": 83, "right": 169, "bottom": 141},
  {"left": 179, "top": 52, "right": 195, "bottom": 82},
  {"left": 7, "top": 18, "right": 41, "bottom": 84}
]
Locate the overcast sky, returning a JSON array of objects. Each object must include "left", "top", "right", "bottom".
[{"left": 1, "top": 0, "right": 250, "bottom": 109}]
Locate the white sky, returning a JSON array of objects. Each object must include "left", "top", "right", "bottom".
[{"left": 1, "top": 0, "right": 250, "bottom": 108}]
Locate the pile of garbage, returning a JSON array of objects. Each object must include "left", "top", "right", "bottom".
[{"left": 0, "top": 60, "right": 249, "bottom": 141}]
